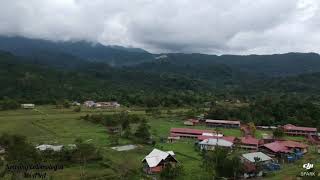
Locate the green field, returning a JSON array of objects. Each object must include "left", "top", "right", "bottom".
[{"left": 0, "top": 106, "right": 318, "bottom": 179}]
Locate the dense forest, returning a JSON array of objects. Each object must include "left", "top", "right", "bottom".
[
  {"left": 0, "top": 37, "right": 320, "bottom": 133},
  {"left": 1, "top": 37, "right": 320, "bottom": 114}
]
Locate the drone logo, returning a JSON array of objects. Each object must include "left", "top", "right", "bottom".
[{"left": 303, "top": 163, "right": 314, "bottom": 170}]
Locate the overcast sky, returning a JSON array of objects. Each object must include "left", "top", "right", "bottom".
[{"left": 0, "top": 0, "right": 319, "bottom": 54}]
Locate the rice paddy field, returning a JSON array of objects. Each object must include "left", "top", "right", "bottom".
[{"left": 0, "top": 106, "right": 319, "bottom": 179}]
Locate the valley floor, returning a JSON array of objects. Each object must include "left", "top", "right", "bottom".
[{"left": 0, "top": 106, "right": 319, "bottom": 179}]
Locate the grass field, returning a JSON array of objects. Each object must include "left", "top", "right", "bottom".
[{"left": 0, "top": 106, "right": 318, "bottom": 179}]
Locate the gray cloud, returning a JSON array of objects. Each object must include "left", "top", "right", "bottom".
[{"left": 0, "top": 0, "right": 319, "bottom": 54}]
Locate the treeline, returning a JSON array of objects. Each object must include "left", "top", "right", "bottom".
[{"left": 206, "top": 96, "right": 320, "bottom": 128}]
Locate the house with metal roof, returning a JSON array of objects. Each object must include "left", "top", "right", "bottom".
[
  {"left": 242, "top": 152, "right": 272, "bottom": 163},
  {"left": 21, "top": 104, "right": 35, "bottom": 109},
  {"left": 241, "top": 152, "right": 279, "bottom": 178},
  {"left": 142, "top": 149, "right": 178, "bottom": 174},
  {"left": 199, "top": 138, "right": 233, "bottom": 151}
]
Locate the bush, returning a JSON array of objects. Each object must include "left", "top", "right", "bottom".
[
  {"left": 160, "top": 163, "right": 184, "bottom": 179},
  {"left": 0, "top": 98, "right": 19, "bottom": 110},
  {"left": 74, "top": 106, "right": 81, "bottom": 112}
]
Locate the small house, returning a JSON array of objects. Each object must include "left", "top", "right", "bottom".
[
  {"left": 21, "top": 104, "right": 35, "bottom": 109},
  {"left": 167, "top": 136, "right": 180, "bottom": 143},
  {"left": 142, "top": 149, "right": 178, "bottom": 174},
  {"left": 241, "top": 152, "right": 278, "bottom": 178},
  {"left": 183, "top": 119, "right": 199, "bottom": 126},
  {"left": 242, "top": 152, "right": 273, "bottom": 164}
]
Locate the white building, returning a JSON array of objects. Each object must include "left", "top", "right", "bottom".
[
  {"left": 142, "top": 148, "right": 177, "bottom": 174},
  {"left": 21, "top": 104, "right": 35, "bottom": 109},
  {"left": 83, "top": 101, "right": 95, "bottom": 108},
  {"left": 199, "top": 138, "right": 233, "bottom": 150},
  {"left": 36, "top": 144, "right": 63, "bottom": 152}
]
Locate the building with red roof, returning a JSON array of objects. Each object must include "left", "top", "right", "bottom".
[
  {"left": 205, "top": 119, "right": 241, "bottom": 128},
  {"left": 282, "top": 124, "right": 317, "bottom": 136},
  {"left": 170, "top": 128, "right": 215, "bottom": 139},
  {"left": 238, "top": 136, "right": 261, "bottom": 150},
  {"left": 261, "top": 140, "right": 308, "bottom": 156}
]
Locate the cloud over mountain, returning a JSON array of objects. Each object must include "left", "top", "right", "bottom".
[{"left": 1, "top": 0, "right": 319, "bottom": 54}]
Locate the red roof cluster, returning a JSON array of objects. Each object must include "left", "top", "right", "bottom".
[
  {"left": 283, "top": 124, "right": 317, "bottom": 132},
  {"left": 170, "top": 128, "right": 214, "bottom": 135},
  {"left": 205, "top": 119, "right": 240, "bottom": 125},
  {"left": 263, "top": 140, "right": 308, "bottom": 153}
]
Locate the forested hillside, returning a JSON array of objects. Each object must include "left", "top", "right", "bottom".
[
  {"left": 0, "top": 51, "right": 213, "bottom": 106},
  {"left": 1, "top": 37, "right": 320, "bottom": 107}
]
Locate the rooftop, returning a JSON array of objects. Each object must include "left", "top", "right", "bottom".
[
  {"left": 35, "top": 144, "right": 63, "bottom": 152},
  {"left": 197, "top": 135, "right": 235, "bottom": 143},
  {"left": 263, "top": 140, "right": 308, "bottom": 153},
  {"left": 170, "top": 128, "right": 214, "bottom": 135},
  {"left": 240, "top": 136, "right": 260, "bottom": 145},
  {"left": 143, "top": 149, "right": 176, "bottom": 167},
  {"left": 283, "top": 124, "right": 317, "bottom": 132},
  {"left": 242, "top": 152, "right": 272, "bottom": 163},
  {"left": 205, "top": 119, "right": 240, "bottom": 125},
  {"left": 199, "top": 138, "right": 233, "bottom": 147}
]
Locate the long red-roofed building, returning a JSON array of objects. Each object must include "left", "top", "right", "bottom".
[
  {"left": 205, "top": 119, "right": 240, "bottom": 128},
  {"left": 282, "top": 124, "right": 317, "bottom": 136},
  {"left": 170, "top": 128, "right": 215, "bottom": 139}
]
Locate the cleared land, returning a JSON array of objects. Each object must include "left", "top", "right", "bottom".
[{"left": 0, "top": 106, "right": 319, "bottom": 179}]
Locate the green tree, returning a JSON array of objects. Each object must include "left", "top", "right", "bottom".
[
  {"left": 0, "top": 134, "right": 39, "bottom": 163},
  {"left": 134, "top": 120, "right": 151, "bottom": 142},
  {"left": 160, "top": 163, "right": 184, "bottom": 179},
  {"left": 0, "top": 98, "right": 19, "bottom": 110},
  {"left": 273, "top": 128, "right": 284, "bottom": 138},
  {"left": 74, "top": 106, "right": 81, "bottom": 112},
  {"left": 202, "top": 147, "right": 243, "bottom": 179}
]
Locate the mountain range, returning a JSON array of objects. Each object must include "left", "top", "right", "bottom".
[{"left": 1, "top": 36, "right": 320, "bottom": 105}]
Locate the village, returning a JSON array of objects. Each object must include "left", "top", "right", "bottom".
[{"left": 1, "top": 102, "right": 320, "bottom": 179}]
